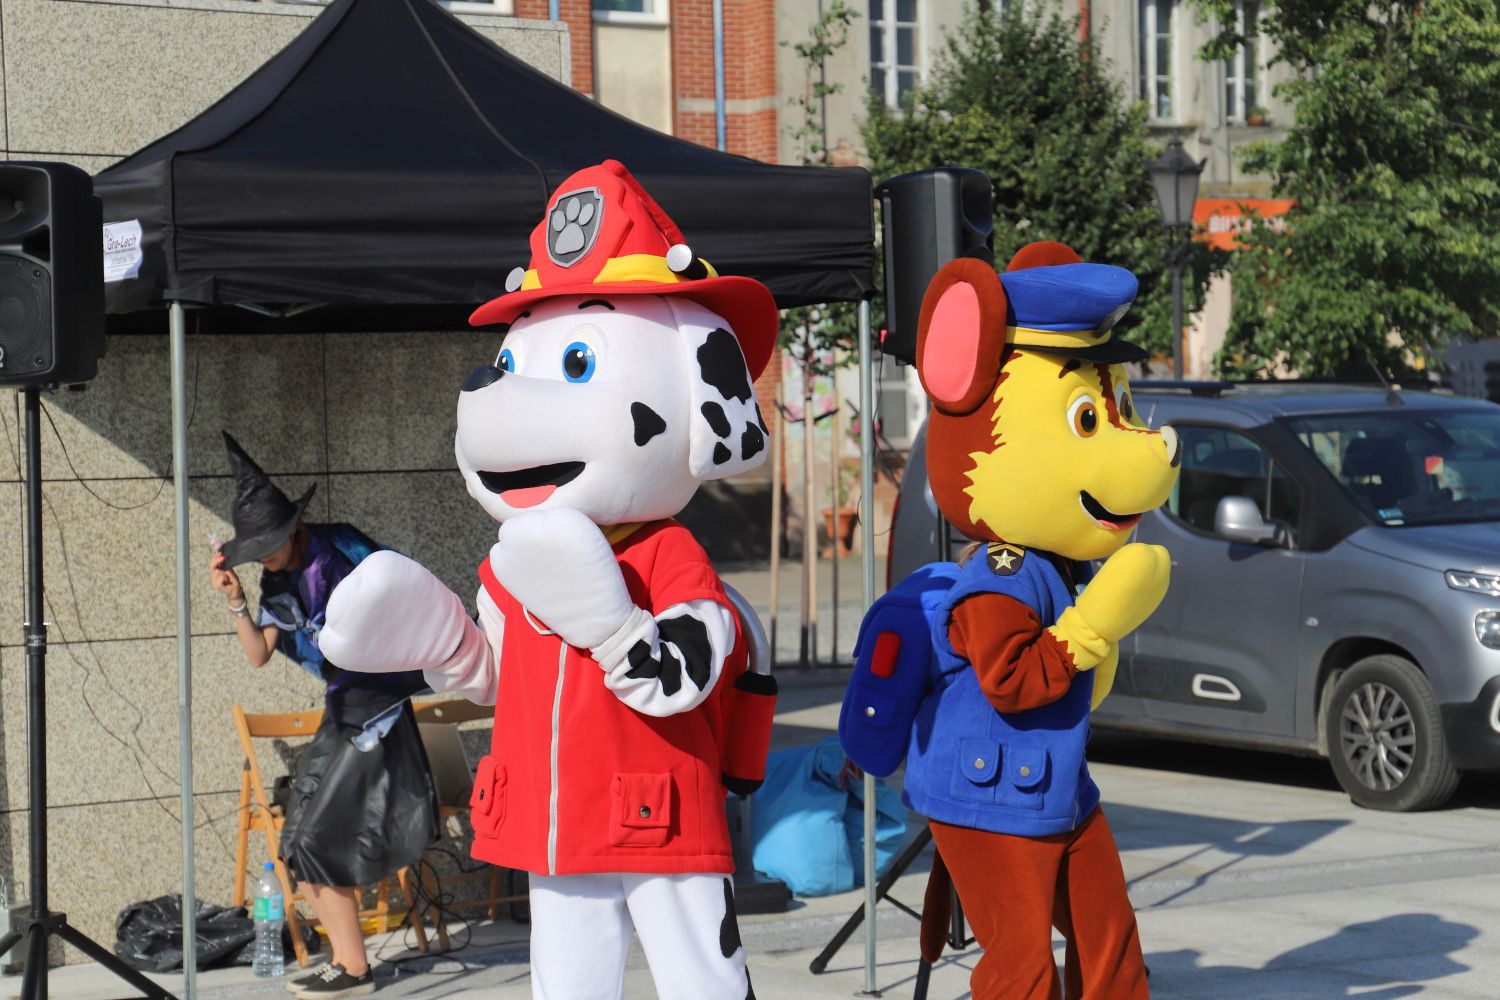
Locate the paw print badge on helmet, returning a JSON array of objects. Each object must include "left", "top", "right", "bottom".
[{"left": 470, "top": 160, "right": 779, "bottom": 381}]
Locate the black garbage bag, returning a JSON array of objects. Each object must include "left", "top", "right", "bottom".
[{"left": 113, "top": 894, "right": 256, "bottom": 972}]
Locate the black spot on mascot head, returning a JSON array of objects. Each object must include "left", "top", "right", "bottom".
[
  {"left": 631, "top": 402, "right": 667, "bottom": 446},
  {"left": 713, "top": 442, "right": 733, "bottom": 465},
  {"left": 698, "top": 329, "right": 753, "bottom": 404}
]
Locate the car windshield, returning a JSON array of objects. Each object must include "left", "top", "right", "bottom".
[{"left": 1287, "top": 408, "right": 1500, "bottom": 526}]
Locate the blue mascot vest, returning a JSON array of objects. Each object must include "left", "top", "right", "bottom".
[{"left": 902, "top": 548, "right": 1100, "bottom": 837}]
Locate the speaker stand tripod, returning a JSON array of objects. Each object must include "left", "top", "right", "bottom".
[
  {"left": 0, "top": 386, "right": 179, "bottom": 1000},
  {"left": 809, "top": 515, "right": 974, "bottom": 998},
  {"left": 806, "top": 823, "right": 974, "bottom": 998}
]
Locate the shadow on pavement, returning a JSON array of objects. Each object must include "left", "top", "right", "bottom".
[
  {"left": 1103, "top": 800, "right": 1347, "bottom": 909},
  {"left": 1148, "top": 913, "right": 1477, "bottom": 999},
  {"left": 1089, "top": 733, "right": 1341, "bottom": 792}
]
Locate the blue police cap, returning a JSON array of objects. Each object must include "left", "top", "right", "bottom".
[{"left": 998, "top": 263, "right": 1145, "bottom": 363}]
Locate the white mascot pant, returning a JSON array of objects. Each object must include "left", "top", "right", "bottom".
[{"left": 529, "top": 872, "right": 751, "bottom": 1000}]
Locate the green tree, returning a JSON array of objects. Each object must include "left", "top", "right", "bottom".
[
  {"left": 1196, "top": 0, "right": 1500, "bottom": 377},
  {"left": 780, "top": 0, "right": 862, "bottom": 375},
  {"left": 862, "top": 3, "right": 1220, "bottom": 359}
]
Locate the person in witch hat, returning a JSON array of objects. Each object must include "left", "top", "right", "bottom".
[{"left": 209, "top": 432, "right": 437, "bottom": 999}]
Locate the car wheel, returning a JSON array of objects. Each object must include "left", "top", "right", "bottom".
[{"left": 1325, "top": 655, "right": 1459, "bottom": 812}]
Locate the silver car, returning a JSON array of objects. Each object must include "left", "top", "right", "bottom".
[{"left": 890, "top": 382, "right": 1500, "bottom": 812}]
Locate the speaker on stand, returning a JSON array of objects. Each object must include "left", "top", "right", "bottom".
[
  {"left": 0, "top": 162, "right": 170, "bottom": 999},
  {"left": 874, "top": 167, "right": 995, "bottom": 365}
]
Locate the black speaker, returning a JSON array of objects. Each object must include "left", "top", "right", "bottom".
[
  {"left": 0, "top": 162, "right": 105, "bottom": 387},
  {"left": 875, "top": 168, "right": 995, "bottom": 364}
]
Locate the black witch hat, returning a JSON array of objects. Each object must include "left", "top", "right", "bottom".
[{"left": 220, "top": 432, "right": 315, "bottom": 566}]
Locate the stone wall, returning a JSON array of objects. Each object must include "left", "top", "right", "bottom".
[{"left": 0, "top": 0, "right": 567, "bottom": 962}]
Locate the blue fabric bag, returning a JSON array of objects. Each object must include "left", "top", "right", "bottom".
[
  {"left": 749, "top": 737, "right": 908, "bottom": 896},
  {"left": 839, "top": 562, "right": 958, "bottom": 776}
]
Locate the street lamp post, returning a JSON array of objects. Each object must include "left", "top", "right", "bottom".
[{"left": 1149, "top": 138, "right": 1206, "bottom": 378}]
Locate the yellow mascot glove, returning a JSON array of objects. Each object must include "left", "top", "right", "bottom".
[
  {"left": 1047, "top": 606, "right": 1111, "bottom": 671},
  {"left": 1091, "top": 642, "right": 1119, "bottom": 711},
  {"left": 1072, "top": 542, "right": 1172, "bottom": 639},
  {"left": 1047, "top": 543, "right": 1170, "bottom": 676}
]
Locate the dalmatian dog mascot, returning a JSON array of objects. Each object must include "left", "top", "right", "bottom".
[{"left": 321, "top": 161, "right": 776, "bottom": 1000}]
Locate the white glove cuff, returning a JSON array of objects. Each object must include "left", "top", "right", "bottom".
[{"left": 591, "top": 605, "right": 656, "bottom": 668}]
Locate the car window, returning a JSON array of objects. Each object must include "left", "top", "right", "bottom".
[
  {"left": 1167, "top": 425, "right": 1302, "bottom": 541},
  {"left": 1289, "top": 409, "right": 1500, "bottom": 526}
]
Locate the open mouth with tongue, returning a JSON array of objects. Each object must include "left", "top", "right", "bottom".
[
  {"left": 1079, "top": 490, "right": 1144, "bottom": 532},
  {"left": 477, "top": 462, "right": 584, "bottom": 509}
]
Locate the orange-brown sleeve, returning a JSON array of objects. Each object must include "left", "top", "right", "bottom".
[{"left": 949, "top": 592, "right": 1079, "bottom": 714}]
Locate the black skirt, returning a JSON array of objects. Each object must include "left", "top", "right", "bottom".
[{"left": 278, "top": 696, "right": 440, "bottom": 888}]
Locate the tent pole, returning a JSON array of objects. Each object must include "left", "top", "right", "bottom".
[
  {"left": 170, "top": 300, "right": 197, "bottom": 999},
  {"left": 712, "top": 0, "right": 726, "bottom": 151},
  {"left": 857, "top": 298, "right": 877, "bottom": 994}
]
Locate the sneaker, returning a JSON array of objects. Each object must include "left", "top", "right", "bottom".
[
  {"left": 293, "top": 964, "right": 375, "bottom": 998},
  {"left": 286, "top": 962, "right": 333, "bottom": 993}
]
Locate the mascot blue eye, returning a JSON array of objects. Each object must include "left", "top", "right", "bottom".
[
  {"left": 497, "top": 348, "right": 516, "bottom": 373},
  {"left": 562, "top": 342, "right": 596, "bottom": 383}
]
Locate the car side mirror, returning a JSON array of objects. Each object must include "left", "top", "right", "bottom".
[{"left": 1214, "top": 495, "right": 1279, "bottom": 545}]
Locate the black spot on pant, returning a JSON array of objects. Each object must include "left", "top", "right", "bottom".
[
  {"left": 740, "top": 423, "right": 765, "bottom": 461},
  {"left": 702, "top": 401, "right": 731, "bottom": 438},
  {"left": 631, "top": 402, "right": 667, "bottom": 446},
  {"left": 719, "top": 877, "right": 742, "bottom": 958},
  {"left": 698, "top": 329, "right": 753, "bottom": 403}
]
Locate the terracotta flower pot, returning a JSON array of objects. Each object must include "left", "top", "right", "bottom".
[{"left": 821, "top": 506, "right": 859, "bottom": 558}]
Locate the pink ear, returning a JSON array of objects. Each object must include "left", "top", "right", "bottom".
[
  {"left": 914, "top": 257, "right": 1009, "bottom": 415},
  {"left": 921, "top": 283, "right": 980, "bottom": 405}
]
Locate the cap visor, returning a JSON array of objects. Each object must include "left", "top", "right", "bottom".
[
  {"left": 1022, "top": 338, "right": 1149, "bottom": 364},
  {"left": 470, "top": 275, "right": 779, "bottom": 380}
]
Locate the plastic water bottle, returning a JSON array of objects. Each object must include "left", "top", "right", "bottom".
[{"left": 251, "top": 862, "right": 285, "bottom": 978}]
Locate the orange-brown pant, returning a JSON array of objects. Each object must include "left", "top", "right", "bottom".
[{"left": 928, "top": 806, "right": 1149, "bottom": 1000}]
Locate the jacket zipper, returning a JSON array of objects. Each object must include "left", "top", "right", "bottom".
[{"left": 546, "top": 638, "right": 567, "bottom": 876}]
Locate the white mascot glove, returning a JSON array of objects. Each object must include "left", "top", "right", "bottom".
[
  {"left": 321, "top": 550, "right": 470, "bottom": 673},
  {"left": 489, "top": 508, "right": 637, "bottom": 650}
]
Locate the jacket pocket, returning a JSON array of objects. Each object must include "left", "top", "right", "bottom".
[
  {"left": 611, "top": 772, "right": 674, "bottom": 848},
  {"left": 950, "top": 738, "right": 1001, "bottom": 804},
  {"left": 469, "top": 755, "right": 507, "bottom": 838},
  {"left": 999, "top": 745, "right": 1049, "bottom": 811}
]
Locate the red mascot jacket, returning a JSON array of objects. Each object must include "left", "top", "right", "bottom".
[{"left": 467, "top": 520, "right": 743, "bottom": 876}]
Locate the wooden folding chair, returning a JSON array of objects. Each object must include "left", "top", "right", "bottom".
[
  {"left": 409, "top": 697, "right": 528, "bottom": 950},
  {"left": 231, "top": 704, "right": 431, "bottom": 967}
]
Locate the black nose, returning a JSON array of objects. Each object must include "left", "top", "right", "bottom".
[{"left": 462, "top": 364, "right": 504, "bottom": 392}]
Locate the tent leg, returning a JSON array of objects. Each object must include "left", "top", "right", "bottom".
[
  {"left": 857, "top": 299, "right": 878, "bottom": 995},
  {"left": 170, "top": 301, "right": 197, "bottom": 999}
]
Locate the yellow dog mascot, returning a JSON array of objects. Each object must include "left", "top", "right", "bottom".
[{"left": 841, "top": 241, "right": 1181, "bottom": 998}]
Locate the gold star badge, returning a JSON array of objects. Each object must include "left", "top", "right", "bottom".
[{"left": 986, "top": 543, "right": 1025, "bottom": 576}]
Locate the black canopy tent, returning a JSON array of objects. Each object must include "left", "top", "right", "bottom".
[
  {"left": 96, "top": 0, "right": 874, "bottom": 330},
  {"left": 90, "top": 0, "right": 877, "bottom": 991}
]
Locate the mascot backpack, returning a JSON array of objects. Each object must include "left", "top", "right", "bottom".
[{"left": 839, "top": 561, "right": 958, "bottom": 778}]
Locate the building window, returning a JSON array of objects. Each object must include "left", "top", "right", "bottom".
[
  {"left": 870, "top": 0, "right": 920, "bottom": 109},
  {"left": 1224, "top": 0, "right": 1263, "bottom": 122},
  {"left": 1138, "top": 0, "right": 1177, "bottom": 121},
  {"left": 592, "top": 0, "right": 667, "bottom": 23}
]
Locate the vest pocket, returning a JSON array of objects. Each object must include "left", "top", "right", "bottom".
[
  {"left": 469, "top": 755, "right": 508, "bottom": 837},
  {"left": 1000, "top": 745, "right": 1049, "bottom": 811},
  {"left": 951, "top": 738, "right": 1002, "bottom": 803},
  {"left": 611, "top": 772, "right": 674, "bottom": 848}
]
